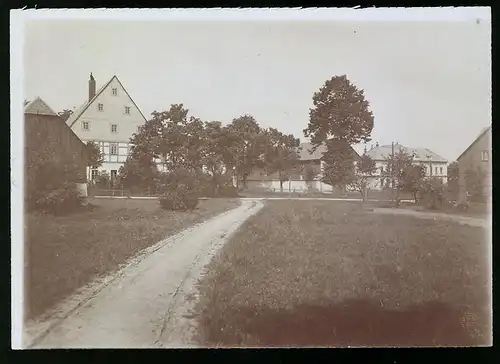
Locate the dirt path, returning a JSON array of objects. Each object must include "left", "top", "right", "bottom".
[
  {"left": 26, "top": 199, "right": 264, "bottom": 349},
  {"left": 371, "top": 207, "right": 490, "bottom": 228}
]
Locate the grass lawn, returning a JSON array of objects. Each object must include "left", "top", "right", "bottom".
[
  {"left": 194, "top": 200, "right": 490, "bottom": 347},
  {"left": 24, "top": 198, "right": 240, "bottom": 320}
]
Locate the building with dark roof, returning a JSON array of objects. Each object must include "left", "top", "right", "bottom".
[
  {"left": 25, "top": 97, "right": 89, "bottom": 196},
  {"left": 456, "top": 125, "right": 491, "bottom": 202}
]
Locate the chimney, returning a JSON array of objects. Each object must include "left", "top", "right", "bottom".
[{"left": 89, "top": 73, "right": 96, "bottom": 101}]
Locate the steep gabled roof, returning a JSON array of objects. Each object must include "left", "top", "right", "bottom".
[
  {"left": 24, "top": 97, "right": 57, "bottom": 116},
  {"left": 456, "top": 125, "right": 491, "bottom": 162},
  {"left": 365, "top": 143, "right": 447, "bottom": 163},
  {"left": 66, "top": 75, "right": 148, "bottom": 128}
]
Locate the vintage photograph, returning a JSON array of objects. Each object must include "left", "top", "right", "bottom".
[{"left": 11, "top": 7, "right": 491, "bottom": 348}]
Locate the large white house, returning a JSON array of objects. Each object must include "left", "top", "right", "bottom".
[
  {"left": 66, "top": 73, "right": 148, "bottom": 182},
  {"left": 364, "top": 143, "right": 448, "bottom": 190}
]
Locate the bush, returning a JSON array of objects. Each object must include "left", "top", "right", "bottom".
[
  {"left": 159, "top": 191, "right": 199, "bottom": 211},
  {"left": 419, "top": 178, "right": 446, "bottom": 210},
  {"left": 34, "top": 182, "right": 85, "bottom": 215},
  {"left": 26, "top": 154, "right": 86, "bottom": 214}
]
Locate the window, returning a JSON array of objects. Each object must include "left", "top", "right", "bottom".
[
  {"left": 110, "top": 143, "right": 118, "bottom": 155},
  {"left": 82, "top": 121, "right": 89, "bottom": 130},
  {"left": 481, "top": 150, "right": 489, "bottom": 161},
  {"left": 440, "top": 167, "right": 443, "bottom": 175},
  {"left": 125, "top": 106, "right": 131, "bottom": 114},
  {"left": 111, "top": 124, "right": 118, "bottom": 133},
  {"left": 110, "top": 170, "right": 117, "bottom": 179},
  {"left": 98, "top": 103, "right": 104, "bottom": 111},
  {"left": 435, "top": 167, "right": 438, "bottom": 175},
  {"left": 112, "top": 88, "right": 117, "bottom": 96},
  {"left": 91, "top": 169, "right": 98, "bottom": 180},
  {"left": 380, "top": 166, "right": 384, "bottom": 174}
]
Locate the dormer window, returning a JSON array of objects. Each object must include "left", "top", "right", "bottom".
[
  {"left": 125, "top": 106, "right": 131, "bottom": 115},
  {"left": 111, "top": 124, "right": 118, "bottom": 133},
  {"left": 481, "top": 150, "right": 489, "bottom": 161},
  {"left": 112, "top": 88, "right": 118, "bottom": 96},
  {"left": 82, "top": 121, "right": 89, "bottom": 130},
  {"left": 98, "top": 103, "right": 104, "bottom": 111}
]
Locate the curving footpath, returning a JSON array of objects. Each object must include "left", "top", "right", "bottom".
[{"left": 26, "top": 199, "right": 264, "bottom": 349}]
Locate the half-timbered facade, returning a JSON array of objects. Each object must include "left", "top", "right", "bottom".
[{"left": 66, "top": 73, "right": 147, "bottom": 182}]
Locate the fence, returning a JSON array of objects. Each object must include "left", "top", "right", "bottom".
[{"left": 88, "top": 187, "right": 160, "bottom": 197}]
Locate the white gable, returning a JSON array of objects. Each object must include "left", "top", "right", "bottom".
[{"left": 67, "top": 76, "right": 147, "bottom": 143}]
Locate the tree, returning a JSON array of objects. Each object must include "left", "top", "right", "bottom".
[
  {"left": 303, "top": 163, "right": 318, "bottom": 191},
  {"left": 421, "top": 177, "right": 446, "bottom": 210},
  {"left": 262, "top": 127, "right": 301, "bottom": 192},
  {"left": 304, "top": 74, "right": 374, "bottom": 147},
  {"left": 321, "top": 139, "right": 358, "bottom": 190},
  {"left": 380, "top": 146, "right": 421, "bottom": 202},
  {"left": 118, "top": 155, "right": 160, "bottom": 194},
  {"left": 200, "top": 121, "right": 234, "bottom": 196},
  {"left": 86, "top": 141, "right": 104, "bottom": 169},
  {"left": 131, "top": 104, "right": 206, "bottom": 173},
  {"left": 303, "top": 75, "right": 374, "bottom": 191},
  {"left": 349, "top": 153, "right": 377, "bottom": 201},
  {"left": 401, "top": 164, "right": 426, "bottom": 203},
  {"left": 465, "top": 167, "right": 486, "bottom": 202},
  {"left": 446, "top": 161, "right": 459, "bottom": 200},
  {"left": 225, "top": 114, "right": 264, "bottom": 188},
  {"left": 58, "top": 109, "right": 74, "bottom": 122}
]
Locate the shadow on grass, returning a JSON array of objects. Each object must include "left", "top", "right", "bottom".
[{"left": 202, "top": 299, "right": 485, "bottom": 347}]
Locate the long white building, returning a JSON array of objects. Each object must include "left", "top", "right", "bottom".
[
  {"left": 66, "top": 73, "right": 148, "bottom": 182},
  {"left": 364, "top": 143, "right": 448, "bottom": 189}
]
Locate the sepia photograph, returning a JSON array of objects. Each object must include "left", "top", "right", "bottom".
[{"left": 11, "top": 7, "right": 491, "bottom": 349}]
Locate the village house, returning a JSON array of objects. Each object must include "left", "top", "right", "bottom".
[
  {"left": 456, "top": 125, "right": 492, "bottom": 202},
  {"left": 25, "top": 97, "right": 89, "bottom": 196},
  {"left": 364, "top": 142, "right": 448, "bottom": 190},
  {"left": 65, "top": 73, "right": 148, "bottom": 184},
  {"left": 244, "top": 142, "right": 360, "bottom": 193}
]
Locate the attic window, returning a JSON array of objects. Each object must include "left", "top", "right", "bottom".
[
  {"left": 125, "top": 106, "right": 131, "bottom": 114},
  {"left": 481, "top": 151, "right": 489, "bottom": 161},
  {"left": 112, "top": 88, "right": 118, "bottom": 96},
  {"left": 82, "top": 121, "right": 89, "bottom": 130},
  {"left": 111, "top": 124, "right": 118, "bottom": 133},
  {"left": 98, "top": 103, "right": 104, "bottom": 111}
]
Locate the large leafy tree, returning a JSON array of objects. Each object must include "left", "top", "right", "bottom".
[
  {"left": 129, "top": 104, "right": 205, "bottom": 172},
  {"left": 225, "top": 114, "right": 264, "bottom": 188},
  {"left": 118, "top": 155, "right": 159, "bottom": 193},
  {"left": 201, "top": 121, "right": 235, "bottom": 195},
  {"left": 303, "top": 75, "right": 374, "bottom": 189},
  {"left": 321, "top": 139, "right": 359, "bottom": 189},
  {"left": 262, "top": 127, "right": 301, "bottom": 192}
]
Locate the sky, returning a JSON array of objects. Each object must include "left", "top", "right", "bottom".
[{"left": 23, "top": 10, "right": 491, "bottom": 161}]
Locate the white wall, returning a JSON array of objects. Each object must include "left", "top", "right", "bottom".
[
  {"left": 367, "top": 160, "right": 448, "bottom": 190},
  {"left": 70, "top": 77, "right": 147, "bottom": 176}
]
